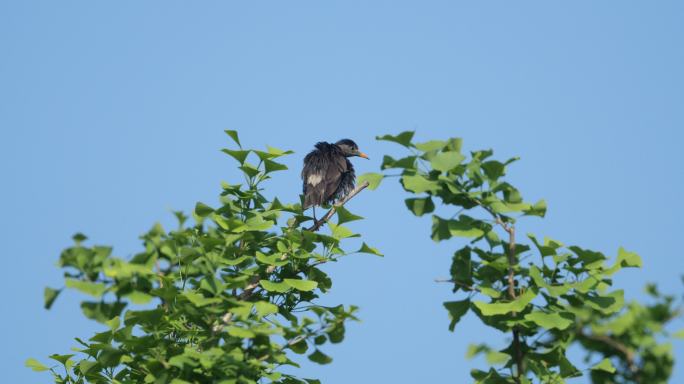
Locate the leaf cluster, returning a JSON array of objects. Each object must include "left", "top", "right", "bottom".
[
  {"left": 375, "top": 131, "right": 679, "bottom": 383},
  {"left": 31, "top": 131, "right": 380, "bottom": 384}
]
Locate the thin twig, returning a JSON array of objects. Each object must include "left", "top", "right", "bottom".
[
  {"left": 307, "top": 180, "right": 370, "bottom": 231},
  {"left": 434, "top": 278, "right": 481, "bottom": 292}
]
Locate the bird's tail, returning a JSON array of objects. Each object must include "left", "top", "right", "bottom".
[{"left": 303, "top": 188, "right": 325, "bottom": 210}]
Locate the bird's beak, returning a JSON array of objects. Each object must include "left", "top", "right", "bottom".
[{"left": 357, "top": 151, "right": 369, "bottom": 159}]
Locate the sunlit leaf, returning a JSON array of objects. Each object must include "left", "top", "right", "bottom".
[
  {"left": 473, "top": 289, "right": 536, "bottom": 316},
  {"left": 284, "top": 279, "right": 318, "bottom": 291},
  {"left": 254, "top": 301, "right": 278, "bottom": 317},
  {"left": 357, "top": 242, "right": 383, "bottom": 257},
  {"left": 259, "top": 280, "right": 291, "bottom": 293},
  {"left": 430, "top": 151, "right": 465, "bottom": 172},
  {"left": 25, "top": 358, "right": 49, "bottom": 372},
  {"left": 65, "top": 278, "right": 107, "bottom": 298},
  {"left": 591, "top": 358, "right": 616, "bottom": 373},
  {"left": 401, "top": 174, "right": 439, "bottom": 194},
  {"left": 524, "top": 311, "right": 574, "bottom": 330},
  {"left": 357, "top": 172, "right": 383, "bottom": 190},
  {"left": 415, "top": 140, "right": 447, "bottom": 152}
]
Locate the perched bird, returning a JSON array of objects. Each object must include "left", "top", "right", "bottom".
[{"left": 301, "top": 139, "right": 369, "bottom": 218}]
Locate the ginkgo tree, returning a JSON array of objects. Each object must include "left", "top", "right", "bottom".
[
  {"left": 370, "top": 131, "right": 681, "bottom": 384},
  {"left": 29, "top": 130, "right": 681, "bottom": 384},
  {"left": 28, "top": 131, "right": 381, "bottom": 384}
]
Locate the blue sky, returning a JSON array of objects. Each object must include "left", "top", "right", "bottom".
[{"left": 1, "top": 1, "right": 683, "bottom": 382}]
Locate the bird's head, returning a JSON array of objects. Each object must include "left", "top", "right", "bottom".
[{"left": 335, "top": 139, "right": 369, "bottom": 159}]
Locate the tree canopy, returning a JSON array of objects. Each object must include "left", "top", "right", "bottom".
[{"left": 29, "top": 131, "right": 681, "bottom": 384}]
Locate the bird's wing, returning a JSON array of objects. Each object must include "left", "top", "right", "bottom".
[
  {"left": 322, "top": 154, "right": 348, "bottom": 202},
  {"left": 302, "top": 150, "right": 341, "bottom": 209}
]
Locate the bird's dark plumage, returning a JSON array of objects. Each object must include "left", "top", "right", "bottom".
[{"left": 301, "top": 139, "right": 368, "bottom": 210}]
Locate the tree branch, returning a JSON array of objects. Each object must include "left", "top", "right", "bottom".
[
  {"left": 307, "top": 180, "right": 370, "bottom": 231},
  {"left": 214, "top": 181, "right": 370, "bottom": 332},
  {"left": 501, "top": 221, "right": 523, "bottom": 383},
  {"left": 578, "top": 329, "right": 637, "bottom": 374}
]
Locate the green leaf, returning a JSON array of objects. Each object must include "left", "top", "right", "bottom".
[
  {"left": 183, "top": 292, "right": 221, "bottom": 307},
  {"left": 234, "top": 215, "right": 274, "bottom": 232},
  {"left": 98, "top": 346, "right": 124, "bottom": 367},
  {"left": 586, "top": 290, "right": 624, "bottom": 314},
  {"left": 357, "top": 242, "right": 383, "bottom": 257},
  {"left": 308, "top": 349, "right": 333, "bottom": 365},
  {"left": 254, "top": 301, "right": 278, "bottom": 317},
  {"left": 528, "top": 266, "right": 570, "bottom": 297},
  {"left": 221, "top": 255, "right": 251, "bottom": 266},
  {"left": 444, "top": 299, "right": 470, "bottom": 331},
  {"left": 405, "top": 197, "right": 435, "bottom": 216},
  {"left": 256, "top": 251, "right": 288, "bottom": 266},
  {"left": 336, "top": 206, "right": 363, "bottom": 224},
  {"left": 224, "top": 130, "right": 241, "bottom": 147},
  {"left": 125, "top": 291, "right": 154, "bottom": 304},
  {"left": 527, "top": 234, "right": 562, "bottom": 257},
  {"left": 194, "top": 202, "right": 214, "bottom": 217},
  {"left": 376, "top": 131, "right": 415, "bottom": 147},
  {"left": 524, "top": 311, "right": 574, "bottom": 330},
  {"left": 415, "top": 140, "right": 447, "bottom": 152},
  {"left": 381, "top": 155, "right": 417, "bottom": 170},
  {"left": 44, "top": 287, "right": 61, "bottom": 309},
  {"left": 284, "top": 279, "right": 318, "bottom": 291},
  {"left": 25, "top": 358, "right": 49, "bottom": 372},
  {"left": 49, "top": 354, "right": 75, "bottom": 366},
  {"left": 221, "top": 148, "right": 250, "bottom": 164},
  {"left": 226, "top": 326, "right": 256, "bottom": 339},
  {"left": 65, "top": 278, "right": 107, "bottom": 298},
  {"left": 264, "top": 159, "right": 288, "bottom": 173},
  {"left": 524, "top": 199, "right": 547, "bottom": 217},
  {"left": 106, "top": 316, "right": 120, "bottom": 331},
  {"left": 329, "top": 223, "right": 356, "bottom": 239},
  {"left": 78, "top": 360, "right": 99, "bottom": 375},
  {"left": 431, "top": 215, "right": 486, "bottom": 241},
  {"left": 289, "top": 339, "right": 308, "bottom": 354},
  {"left": 357, "top": 172, "right": 383, "bottom": 190},
  {"left": 673, "top": 329, "right": 684, "bottom": 339},
  {"left": 485, "top": 351, "right": 510, "bottom": 366},
  {"left": 259, "top": 280, "right": 291, "bottom": 293},
  {"left": 266, "top": 145, "right": 294, "bottom": 157},
  {"left": 481, "top": 160, "right": 505, "bottom": 180},
  {"left": 616, "top": 247, "right": 642, "bottom": 268},
  {"left": 401, "top": 174, "right": 440, "bottom": 194},
  {"left": 591, "top": 358, "right": 616, "bottom": 373},
  {"left": 473, "top": 289, "right": 536, "bottom": 316},
  {"left": 72, "top": 232, "right": 87, "bottom": 243},
  {"left": 81, "top": 301, "right": 126, "bottom": 323},
  {"left": 430, "top": 151, "right": 465, "bottom": 172},
  {"left": 238, "top": 163, "right": 260, "bottom": 178}
]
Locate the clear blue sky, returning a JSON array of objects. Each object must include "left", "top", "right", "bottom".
[{"left": 2, "top": 1, "right": 682, "bottom": 382}]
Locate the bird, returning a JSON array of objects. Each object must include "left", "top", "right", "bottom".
[{"left": 301, "top": 139, "right": 369, "bottom": 220}]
